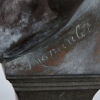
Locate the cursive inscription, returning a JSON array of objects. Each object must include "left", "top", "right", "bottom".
[{"left": 33, "top": 22, "right": 91, "bottom": 65}]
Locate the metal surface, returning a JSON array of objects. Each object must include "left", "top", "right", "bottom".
[
  {"left": 2, "top": 0, "right": 100, "bottom": 100},
  {"left": 7, "top": 75, "right": 99, "bottom": 100},
  {"left": 7, "top": 75, "right": 100, "bottom": 91},
  {"left": 1, "top": 0, "right": 100, "bottom": 75}
]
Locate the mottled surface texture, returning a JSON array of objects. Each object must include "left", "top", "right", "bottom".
[
  {"left": 1, "top": 0, "right": 100, "bottom": 75},
  {"left": 2, "top": 0, "right": 100, "bottom": 100}
]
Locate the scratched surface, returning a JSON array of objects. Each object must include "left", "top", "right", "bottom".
[{"left": 2, "top": 0, "right": 100, "bottom": 75}]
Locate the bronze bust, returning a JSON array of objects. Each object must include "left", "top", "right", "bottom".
[
  {"left": 0, "top": 0, "right": 83, "bottom": 62},
  {"left": 0, "top": 0, "right": 100, "bottom": 100},
  {"left": 0, "top": 0, "right": 99, "bottom": 75}
]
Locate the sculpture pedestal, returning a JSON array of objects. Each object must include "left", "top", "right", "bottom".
[
  {"left": 7, "top": 75, "right": 100, "bottom": 100},
  {"left": 17, "top": 90, "right": 97, "bottom": 100}
]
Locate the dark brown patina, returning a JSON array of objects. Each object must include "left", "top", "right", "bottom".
[
  {"left": 0, "top": 0, "right": 83, "bottom": 62},
  {"left": 0, "top": 0, "right": 100, "bottom": 75}
]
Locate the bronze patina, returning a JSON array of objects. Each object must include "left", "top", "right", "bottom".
[
  {"left": 1, "top": 0, "right": 100, "bottom": 100},
  {"left": 0, "top": 0, "right": 100, "bottom": 75}
]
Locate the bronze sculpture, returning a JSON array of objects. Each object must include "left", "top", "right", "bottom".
[
  {"left": 0, "top": 0, "right": 84, "bottom": 62},
  {"left": 0, "top": 0, "right": 100, "bottom": 100},
  {"left": 0, "top": 0, "right": 99, "bottom": 75}
]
